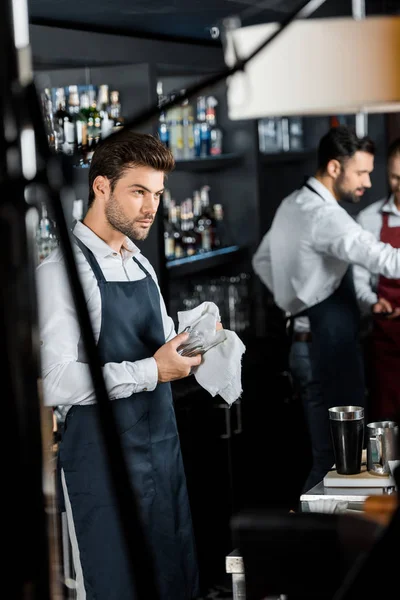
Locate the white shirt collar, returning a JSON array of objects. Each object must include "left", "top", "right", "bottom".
[
  {"left": 73, "top": 220, "right": 140, "bottom": 262},
  {"left": 305, "top": 176, "right": 338, "bottom": 205},
  {"left": 381, "top": 194, "right": 400, "bottom": 216}
]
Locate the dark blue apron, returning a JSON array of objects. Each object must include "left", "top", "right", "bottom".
[
  {"left": 59, "top": 237, "right": 199, "bottom": 599},
  {"left": 300, "top": 184, "right": 365, "bottom": 492}
]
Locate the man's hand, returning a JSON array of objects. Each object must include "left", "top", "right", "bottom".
[
  {"left": 372, "top": 298, "right": 400, "bottom": 319},
  {"left": 154, "top": 332, "right": 202, "bottom": 383},
  {"left": 373, "top": 297, "right": 393, "bottom": 314}
]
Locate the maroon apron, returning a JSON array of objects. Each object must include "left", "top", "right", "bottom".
[{"left": 370, "top": 209, "right": 400, "bottom": 421}]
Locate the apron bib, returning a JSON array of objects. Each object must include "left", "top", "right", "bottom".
[
  {"left": 300, "top": 184, "right": 365, "bottom": 491},
  {"left": 370, "top": 207, "right": 400, "bottom": 421},
  {"left": 59, "top": 238, "right": 199, "bottom": 599}
]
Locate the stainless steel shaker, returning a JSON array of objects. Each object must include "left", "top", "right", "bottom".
[{"left": 367, "top": 421, "right": 399, "bottom": 476}]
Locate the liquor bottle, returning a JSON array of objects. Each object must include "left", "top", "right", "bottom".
[
  {"left": 36, "top": 203, "right": 58, "bottom": 263},
  {"left": 156, "top": 81, "right": 170, "bottom": 148},
  {"left": 86, "top": 93, "right": 101, "bottom": 163},
  {"left": 289, "top": 117, "right": 304, "bottom": 151},
  {"left": 206, "top": 96, "right": 223, "bottom": 155},
  {"left": 213, "top": 203, "right": 230, "bottom": 248},
  {"left": 180, "top": 198, "right": 197, "bottom": 256},
  {"left": 54, "top": 87, "right": 73, "bottom": 155},
  {"left": 97, "top": 84, "right": 113, "bottom": 139},
  {"left": 258, "top": 117, "right": 283, "bottom": 153},
  {"left": 196, "top": 185, "right": 216, "bottom": 251},
  {"left": 182, "top": 99, "right": 195, "bottom": 159},
  {"left": 40, "top": 88, "right": 56, "bottom": 152},
  {"left": 67, "top": 85, "right": 87, "bottom": 163},
  {"left": 78, "top": 92, "right": 90, "bottom": 165},
  {"left": 164, "top": 202, "right": 176, "bottom": 260},
  {"left": 110, "top": 90, "right": 124, "bottom": 131},
  {"left": 194, "top": 96, "right": 210, "bottom": 158},
  {"left": 170, "top": 203, "right": 184, "bottom": 258},
  {"left": 166, "top": 103, "right": 184, "bottom": 160}
]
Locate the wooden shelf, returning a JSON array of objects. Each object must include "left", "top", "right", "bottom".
[
  {"left": 259, "top": 149, "right": 316, "bottom": 164},
  {"left": 173, "top": 153, "right": 244, "bottom": 172},
  {"left": 166, "top": 245, "right": 246, "bottom": 278}
]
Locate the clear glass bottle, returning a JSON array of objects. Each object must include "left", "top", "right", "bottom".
[
  {"left": 206, "top": 96, "right": 223, "bottom": 156},
  {"left": 54, "top": 87, "right": 73, "bottom": 155},
  {"left": 110, "top": 90, "right": 124, "bottom": 131}
]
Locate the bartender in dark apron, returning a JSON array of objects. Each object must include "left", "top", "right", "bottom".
[
  {"left": 370, "top": 205, "right": 400, "bottom": 421},
  {"left": 300, "top": 184, "right": 365, "bottom": 492},
  {"left": 253, "top": 127, "right": 400, "bottom": 496},
  {"left": 60, "top": 237, "right": 199, "bottom": 600}
]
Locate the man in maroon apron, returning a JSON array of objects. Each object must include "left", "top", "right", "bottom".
[{"left": 354, "top": 138, "right": 400, "bottom": 421}]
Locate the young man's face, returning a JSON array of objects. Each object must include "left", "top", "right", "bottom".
[
  {"left": 388, "top": 154, "right": 400, "bottom": 205},
  {"left": 105, "top": 165, "right": 164, "bottom": 241},
  {"left": 334, "top": 150, "right": 374, "bottom": 203}
]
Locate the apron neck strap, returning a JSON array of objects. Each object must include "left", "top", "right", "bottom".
[{"left": 74, "top": 235, "right": 106, "bottom": 283}]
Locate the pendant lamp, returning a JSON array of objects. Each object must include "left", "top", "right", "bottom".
[{"left": 224, "top": 16, "right": 400, "bottom": 118}]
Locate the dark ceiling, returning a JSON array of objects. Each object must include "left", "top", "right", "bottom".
[{"left": 28, "top": 0, "right": 400, "bottom": 45}]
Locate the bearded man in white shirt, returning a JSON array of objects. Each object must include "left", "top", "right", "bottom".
[
  {"left": 253, "top": 125, "right": 400, "bottom": 494},
  {"left": 354, "top": 137, "right": 400, "bottom": 423},
  {"left": 36, "top": 131, "right": 202, "bottom": 600}
]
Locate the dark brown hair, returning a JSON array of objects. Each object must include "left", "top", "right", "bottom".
[
  {"left": 88, "top": 130, "right": 175, "bottom": 207},
  {"left": 317, "top": 125, "right": 375, "bottom": 172}
]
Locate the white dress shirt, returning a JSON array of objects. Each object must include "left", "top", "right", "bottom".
[
  {"left": 36, "top": 221, "right": 176, "bottom": 407},
  {"left": 252, "top": 178, "right": 400, "bottom": 317},
  {"left": 353, "top": 194, "right": 400, "bottom": 313}
]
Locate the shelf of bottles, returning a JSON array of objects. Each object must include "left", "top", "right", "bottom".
[
  {"left": 170, "top": 273, "right": 252, "bottom": 335},
  {"left": 162, "top": 184, "right": 235, "bottom": 268},
  {"left": 157, "top": 82, "right": 224, "bottom": 161},
  {"left": 40, "top": 84, "right": 125, "bottom": 167}
]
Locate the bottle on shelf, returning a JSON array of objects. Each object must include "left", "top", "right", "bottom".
[
  {"left": 206, "top": 96, "right": 223, "bottom": 156},
  {"left": 86, "top": 89, "right": 101, "bottom": 163},
  {"left": 110, "top": 90, "right": 124, "bottom": 131},
  {"left": 166, "top": 101, "right": 184, "bottom": 160},
  {"left": 156, "top": 81, "right": 170, "bottom": 148},
  {"left": 213, "top": 203, "right": 229, "bottom": 249},
  {"left": 164, "top": 207, "right": 176, "bottom": 261},
  {"left": 97, "top": 84, "right": 113, "bottom": 139},
  {"left": 67, "top": 85, "right": 87, "bottom": 163},
  {"left": 40, "top": 88, "right": 56, "bottom": 152},
  {"left": 288, "top": 117, "right": 304, "bottom": 151},
  {"left": 54, "top": 87, "right": 74, "bottom": 155},
  {"left": 180, "top": 198, "right": 198, "bottom": 256},
  {"left": 258, "top": 117, "right": 284, "bottom": 153},
  {"left": 171, "top": 203, "right": 184, "bottom": 259},
  {"left": 196, "top": 185, "right": 216, "bottom": 251},
  {"left": 182, "top": 99, "right": 195, "bottom": 159},
  {"left": 194, "top": 96, "right": 210, "bottom": 158}
]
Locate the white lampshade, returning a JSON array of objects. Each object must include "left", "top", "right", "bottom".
[{"left": 224, "top": 16, "right": 400, "bottom": 118}]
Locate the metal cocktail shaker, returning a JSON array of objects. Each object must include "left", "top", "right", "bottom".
[{"left": 328, "top": 406, "right": 364, "bottom": 475}]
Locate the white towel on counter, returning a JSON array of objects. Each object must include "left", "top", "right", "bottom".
[{"left": 177, "top": 301, "right": 246, "bottom": 406}]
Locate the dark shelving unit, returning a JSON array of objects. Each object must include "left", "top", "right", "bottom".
[
  {"left": 174, "top": 152, "right": 244, "bottom": 172},
  {"left": 260, "top": 149, "right": 317, "bottom": 164},
  {"left": 165, "top": 245, "right": 244, "bottom": 277}
]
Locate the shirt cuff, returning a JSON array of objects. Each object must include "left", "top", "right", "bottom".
[
  {"left": 360, "top": 292, "right": 378, "bottom": 315},
  {"left": 128, "top": 357, "right": 158, "bottom": 392}
]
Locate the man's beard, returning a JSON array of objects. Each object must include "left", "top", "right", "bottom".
[
  {"left": 334, "top": 172, "right": 364, "bottom": 204},
  {"left": 105, "top": 193, "right": 153, "bottom": 241}
]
